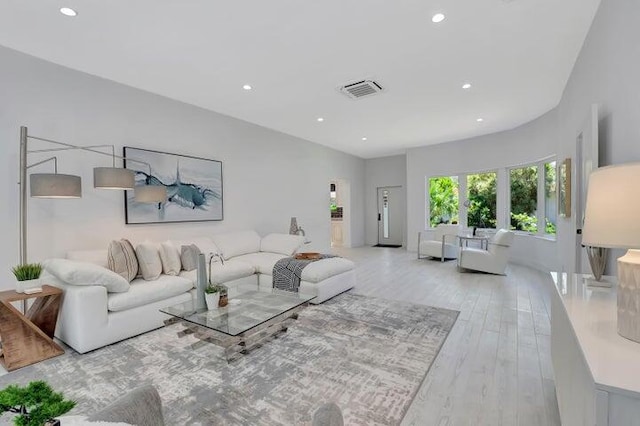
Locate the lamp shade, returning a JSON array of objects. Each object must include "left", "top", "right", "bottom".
[
  {"left": 134, "top": 185, "right": 167, "bottom": 203},
  {"left": 93, "top": 167, "right": 135, "bottom": 190},
  {"left": 582, "top": 162, "right": 640, "bottom": 249},
  {"left": 30, "top": 173, "right": 82, "bottom": 198}
]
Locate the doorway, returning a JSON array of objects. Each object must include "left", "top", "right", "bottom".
[
  {"left": 377, "top": 186, "right": 403, "bottom": 247},
  {"left": 575, "top": 104, "right": 599, "bottom": 274},
  {"left": 330, "top": 179, "right": 351, "bottom": 248}
]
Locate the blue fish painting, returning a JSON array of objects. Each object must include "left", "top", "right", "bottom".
[{"left": 123, "top": 147, "right": 223, "bottom": 224}]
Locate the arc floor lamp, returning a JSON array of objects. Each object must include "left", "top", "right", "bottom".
[{"left": 18, "top": 125, "right": 167, "bottom": 265}]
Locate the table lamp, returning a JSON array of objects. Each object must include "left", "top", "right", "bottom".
[{"left": 582, "top": 162, "right": 640, "bottom": 343}]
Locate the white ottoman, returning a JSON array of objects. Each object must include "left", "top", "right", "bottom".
[{"left": 298, "top": 257, "right": 356, "bottom": 304}]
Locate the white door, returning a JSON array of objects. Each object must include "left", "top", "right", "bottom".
[
  {"left": 575, "top": 104, "right": 599, "bottom": 274},
  {"left": 377, "top": 186, "right": 403, "bottom": 246}
]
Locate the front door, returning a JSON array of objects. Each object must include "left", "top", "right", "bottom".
[
  {"left": 575, "top": 104, "right": 599, "bottom": 274},
  {"left": 377, "top": 186, "right": 403, "bottom": 247}
]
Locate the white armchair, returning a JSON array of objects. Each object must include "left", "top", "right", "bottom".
[
  {"left": 418, "top": 224, "right": 460, "bottom": 262},
  {"left": 458, "top": 228, "right": 515, "bottom": 275}
]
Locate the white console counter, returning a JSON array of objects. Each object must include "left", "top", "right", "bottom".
[{"left": 550, "top": 272, "right": 640, "bottom": 426}]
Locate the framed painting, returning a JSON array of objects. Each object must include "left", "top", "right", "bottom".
[
  {"left": 123, "top": 147, "right": 223, "bottom": 224},
  {"left": 558, "top": 158, "right": 571, "bottom": 218}
]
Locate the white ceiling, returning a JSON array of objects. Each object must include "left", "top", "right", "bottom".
[{"left": 0, "top": 0, "right": 601, "bottom": 158}]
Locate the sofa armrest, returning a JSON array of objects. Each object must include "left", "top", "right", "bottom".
[{"left": 47, "top": 277, "right": 109, "bottom": 353}]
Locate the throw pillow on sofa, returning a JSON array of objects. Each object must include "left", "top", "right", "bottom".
[
  {"left": 181, "top": 244, "right": 201, "bottom": 271},
  {"left": 43, "top": 258, "right": 130, "bottom": 293},
  {"left": 107, "top": 239, "right": 139, "bottom": 282},
  {"left": 136, "top": 243, "right": 163, "bottom": 281},
  {"left": 159, "top": 242, "right": 181, "bottom": 276}
]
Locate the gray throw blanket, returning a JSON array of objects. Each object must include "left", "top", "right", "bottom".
[{"left": 273, "top": 255, "right": 336, "bottom": 292}]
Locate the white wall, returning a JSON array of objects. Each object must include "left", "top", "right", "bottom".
[
  {"left": 364, "top": 155, "right": 407, "bottom": 246},
  {"left": 405, "top": 110, "right": 559, "bottom": 271},
  {"left": 554, "top": 0, "right": 640, "bottom": 274},
  {"left": 0, "top": 46, "right": 365, "bottom": 289}
]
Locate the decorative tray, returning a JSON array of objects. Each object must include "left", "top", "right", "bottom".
[{"left": 294, "top": 252, "right": 321, "bottom": 260}]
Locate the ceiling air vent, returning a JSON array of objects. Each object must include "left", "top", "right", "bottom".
[{"left": 339, "top": 80, "right": 384, "bottom": 100}]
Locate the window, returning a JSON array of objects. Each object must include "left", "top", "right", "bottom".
[
  {"left": 545, "top": 161, "right": 557, "bottom": 236},
  {"left": 508, "top": 158, "right": 557, "bottom": 237},
  {"left": 428, "top": 176, "right": 459, "bottom": 227},
  {"left": 510, "top": 166, "right": 538, "bottom": 233},
  {"left": 425, "top": 157, "right": 556, "bottom": 237},
  {"left": 467, "top": 171, "right": 497, "bottom": 228}
]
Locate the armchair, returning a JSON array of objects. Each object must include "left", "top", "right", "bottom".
[
  {"left": 458, "top": 229, "right": 515, "bottom": 275},
  {"left": 418, "top": 224, "right": 460, "bottom": 262}
]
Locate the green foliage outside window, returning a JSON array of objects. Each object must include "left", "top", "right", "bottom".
[
  {"left": 544, "top": 161, "right": 557, "bottom": 236},
  {"left": 467, "top": 172, "right": 497, "bottom": 228},
  {"left": 510, "top": 166, "right": 538, "bottom": 232},
  {"left": 429, "top": 176, "right": 459, "bottom": 227},
  {"left": 429, "top": 161, "right": 558, "bottom": 235}
]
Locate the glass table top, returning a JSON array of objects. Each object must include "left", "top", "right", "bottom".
[{"left": 161, "top": 285, "right": 316, "bottom": 337}]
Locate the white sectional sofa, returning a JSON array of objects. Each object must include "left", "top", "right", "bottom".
[{"left": 44, "top": 230, "right": 355, "bottom": 354}]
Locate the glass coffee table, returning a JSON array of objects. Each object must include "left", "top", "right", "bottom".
[{"left": 161, "top": 284, "right": 315, "bottom": 361}]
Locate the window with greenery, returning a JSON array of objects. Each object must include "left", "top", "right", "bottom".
[
  {"left": 429, "top": 176, "right": 459, "bottom": 227},
  {"left": 510, "top": 166, "right": 538, "bottom": 232},
  {"left": 545, "top": 161, "right": 557, "bottom": 235},
  {"left": 467, "top": 172, "right": 497, "bottom": 228}
]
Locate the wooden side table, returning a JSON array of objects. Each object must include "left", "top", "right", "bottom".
[{"left": 0, "top": 285, "right": 64, "bottom": 371}]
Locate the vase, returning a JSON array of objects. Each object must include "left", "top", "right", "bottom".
[
  {"left": 16, "top": 277, "right": 41, "bottom": 293},
  {"left": 219, "top": 293, "right": 228, "bottom": 307},
  {"left": 205, "top": 293, "right": 220, "bottom": 310}
]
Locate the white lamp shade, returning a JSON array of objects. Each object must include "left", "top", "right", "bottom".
[
  {"left": 134, "top": 185, "right": 167, "bottom": 203},
  {"left": 94, "top": 167, "right": 135, "bottom": 190},
  {"left": 30, "top": 173, "right": 82, "bottom": 198},
  {"left": 582, "top": 162, "right": 640, "bottom": 249}
]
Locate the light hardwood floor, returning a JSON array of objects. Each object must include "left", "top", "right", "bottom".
[{"left": 333, "top": 246, "right": 560, "bottom": 426}]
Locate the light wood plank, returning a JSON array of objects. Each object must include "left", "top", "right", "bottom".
[{"left": 331, "top": 246, "right": 560, "bottom": 426}]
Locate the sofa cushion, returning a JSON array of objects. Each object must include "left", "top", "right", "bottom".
[
  {"left": 44, "top": 258, "right": 130, "bottom": 293},
  {"left": 230, "top": 252, "right": 287, "bottom": 275},
  {"left": 189, "top": 238, "right": 221, "bottom": 258},
  {"left": 135, "top": 243, "right": 162, "bottom": 281},
  {"left": 212, "top": 230, "right": 261, "bottom": 260},
  {"left": 107, "top": 275, "right": 192, "bottom": 312},
  {"left": 209, "top": 261, "right": 255, "bottom": 284},
  {"left": 178, "top": 269, "right": 199, "bottom": 288},
  {"left": 180, "top": 244, "right": 201, "bottom": 271},
  {"left": 108, "top": 240, "right": 139, "bottom": 282},
  {"left": 67, "top": 249, "right": 109, "bottom": 268},
  {"left": 179, "top": 261, "right": 254, "bottom": 286},
  {"left": 300, "top": 258, "right": 355, "bottom": 283},
  {"left": 159, "top": 242, "right": 181, "bottom": 276},
  {"left": 260, "top": 233, "right": 305, "bottom": 256}
]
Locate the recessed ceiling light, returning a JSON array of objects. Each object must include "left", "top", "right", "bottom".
[
  {"left": 462, "top": 83, "right": 472, "bottom": 90},
  {"left": 477, "top": 118, "right": 484, "bottom": 122},
  {"left": 60, "top": 7, "right": 77, "bottom": 17},
  {"left": 432, "top": 13, "right": 445, "bottom": 23},
  {"left": 242, "top": 84, "right": 252, "bottom": 91},
  {"left": 362, "top": 137, "right": 368, "bottom": 141},
  {"left": 317, "top": 117, "right": 324, "bottom": 122}
]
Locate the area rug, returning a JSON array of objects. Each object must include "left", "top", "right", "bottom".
[{"left": 0, "top": 293, "right": 458, "bottom": 426}]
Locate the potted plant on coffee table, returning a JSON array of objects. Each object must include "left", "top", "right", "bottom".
[
  {"left": 0, "top": 380, "right": 75, "bottom": 426},
  {"left": 12, "top": 263, "right": 43, "bottom": 293},
  {"left": 204, "top": 284, "right": 226, "bottom": 310}
]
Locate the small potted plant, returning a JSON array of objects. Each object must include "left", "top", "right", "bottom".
[
  {"left": 12, "top": 263, "right": 43, "bottom": 293},
  {"left": 204, "top": 284, "right": 226, "bottom": 310},
  {"left": 0, "top": 380, "right": 75, "bottom": 426}
]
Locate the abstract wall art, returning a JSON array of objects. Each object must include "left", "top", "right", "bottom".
[{"left": 123, "top": 147, "right": 223, "bottom": 224}]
